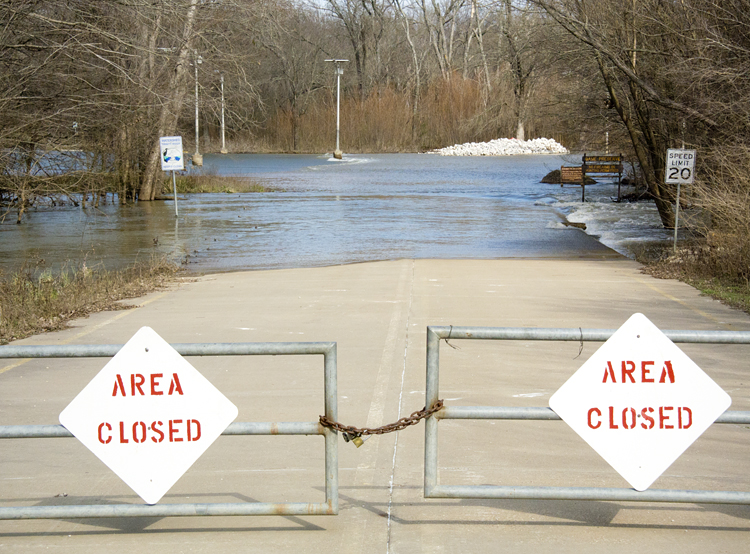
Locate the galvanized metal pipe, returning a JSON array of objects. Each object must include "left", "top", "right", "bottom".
[
  {"left": 429, "top": 326, "right": 614, "bottom": 342},
  {"left": 424, "top": 324, "right": 750, "bottom": 506},
  {"left": 0, "top": 340, "right": 339, "bottom": 519},
  {"left": 716, "top": 411, "right": 750, "bottom": 424},
  {"left": 0, "top": 421, "right": 324, "bottom": 439},
  {"left": 0, "top": 425, "right": 73, "bottom": 439},
  {"left": 438, "top": 406, "right": 560, "bottom": 421},
  {"left": 436, "top": 406, "right": 750, "bottom": 424},
  {"left": 0, "top": 342, "right": 336, "bottom": 359},
  {"left": 222, "top": 422, "right": 322, "bottom": 435},
  {"left": 427, "top": 485, "right": 750, "bottom": 505},
  {"left": 424, "top": 328, "right": 441, "bottom": 494},
  {"left": 427, "top": 326, "right": 750, "bottom": 344},
  {"left": 324, "top": 346, "right": 339, "bottom": 513},
  {"left": 0, "top": 501, "right": 336, "bottom": 520}
]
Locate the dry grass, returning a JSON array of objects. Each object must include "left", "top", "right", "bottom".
[
  {"left": 250, "top": 77, "right": 524, "bottom": 153},
  {"left": 173, "top": 175, "right": 270, "bottom": 194},
  {"left": 0, "top": 257, "right": 181, "bottom": 344}
]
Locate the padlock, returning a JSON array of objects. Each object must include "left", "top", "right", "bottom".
[
  {"left": 351, "top": 434, "right": 370, "bottom": 448},
  {"left": 342, "top": 432, "right": 355, "bottom": 443}
]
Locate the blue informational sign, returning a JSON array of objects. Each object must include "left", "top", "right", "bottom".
[{"left": 160, "top": 136, "right": 184, "bottom": 171}]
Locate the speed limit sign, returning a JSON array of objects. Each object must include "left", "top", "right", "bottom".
[{"left": 665, "top": 149, "right": 696, "bottom": 184}]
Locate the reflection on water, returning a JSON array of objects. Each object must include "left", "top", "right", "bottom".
[{"left": 0, "top": 153, "right": 620, "bottom": 274}]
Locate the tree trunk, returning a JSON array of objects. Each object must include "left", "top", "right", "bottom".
[
  {"left": 139, "top": 0, "right": 200, "bottom": 201},
  {"left": 395, "top": 0, "right": 421, "bottom": 145},
  {"left": 595, "top": 51, "right": 674, "bottom": 227},
  {"left": 516, "top": 120, "right": 525, "bottom": 142}
]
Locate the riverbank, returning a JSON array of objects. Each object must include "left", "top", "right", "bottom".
[{"left": 0, "top": 257, "right": 180, "bottom": 344}]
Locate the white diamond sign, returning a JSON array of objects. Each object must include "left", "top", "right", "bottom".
[
  {"left": 59, "top": 327, "right": 238, "bottom": 504},
  {"left": 549, "top": 313, "right": 731, "bottom": 491}
]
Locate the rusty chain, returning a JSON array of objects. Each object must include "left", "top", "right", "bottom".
[{"left": 319, "top": 399, "right": 444, "bottom": 439}]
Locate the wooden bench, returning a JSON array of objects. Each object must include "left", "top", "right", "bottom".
[{"left": 559, "top": 154, "right": 626, "bottom": 202}]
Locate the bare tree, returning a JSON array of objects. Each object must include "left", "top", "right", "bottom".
[
  {"left": 530, "top": 0, "right": 704, "bottom": 226},
  {"left": 325, "top": 0, "right": 390, "bottom": 97},
  {"left": 138, "top": 0, "right": 201, "bottom": 201},
  {"left": 417, "top": 0, "right": 467, "bottom": 79},
  {"left": 256, "top": 2, "right": 328, "bottom": 151}
]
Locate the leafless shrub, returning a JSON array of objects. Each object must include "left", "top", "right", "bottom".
[{"left": 688, "top": 146, "right": 750, "bottom": 283}]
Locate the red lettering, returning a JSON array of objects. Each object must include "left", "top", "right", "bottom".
[
  {"left": 609, "top": 406, "right": 619, "bottom": 429},
  {"left": 679, "top": 407, "right": 692, "bottom": 429},
  {"left": 98, "top": 419, "right": 204, "bottom": 444},
  {"left": 188, "top": 419, "right": 201, "bottom": 441},
  {"left": 580, "top": 406, "right": 691, "bottom": 431},
  {"left": 660, "top": 406, "right": 674, "bottom": 429},
  {"left": 132, "top": 421, "right": 147, "bottom": 443},
  {"left": 621, "top": 361, "right": 636, "bottom": 383},
  {"left": 622, "top": 407, "right": 636, "bottom": 429},
  {"left": 112, "top": 374, "right": 126, "bottom": 396},
  {"left": 603, "top": 362, "right": 616, "bottom": 383},
  {"left": 641, "top": 361, "right": 654, "bottom": 383},
  {"left": 170, "top": 419, "right": 183, "bottom": 442},
  {"left": 119, "top": 421, "right": 129, "bottom": 443},
  {"left": 641, "top": 407, "right": 655, "bottom": 429},
  {"left": 587, "top": 408, "right": 601, "bottom": 429},
  {"left": 151, "top": 421, "right": 165, "bottom": 443},
  {"left": 150, "top": 373, "right": 163, "bottom": 395},
  {"left": 169, "top": 374, "right": 184, "bottom": 395},
  {"left": 98, "top": 422, "right": 112, "bottom": 444},
  {"left": 131, "top": 373, "right": 145, "bottom": 396},
  {"left": 659, "top": 361, "right": 676, "bottom": 383}
]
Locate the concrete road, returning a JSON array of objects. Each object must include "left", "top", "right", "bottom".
[{"left": 2, "top": 258, "right": 750, "bottom": 552}]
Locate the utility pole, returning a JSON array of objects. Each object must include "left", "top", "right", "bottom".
[
  {"left": 192, "top": 51, "right": 203, "bottom": 166},
  {"left": 325, "top": 59, "right": 348, "bottom": 159},
  {"left": 217, "top": 71, "right": 227, "bottom": 154}
]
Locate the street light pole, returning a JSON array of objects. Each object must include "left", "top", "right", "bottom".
[
  {"left": 220, "top": 72, "right": 227, "bottom": 154},
  {"left": 192, "top": 51, "right": 203, "bottom": 166},
  {"left": 325, "top": 59, "right": 348, "bottom": 160}
]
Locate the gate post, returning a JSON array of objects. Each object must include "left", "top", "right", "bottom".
[{"left": 424, "top": 327, "right": 441, "bottom": 497}]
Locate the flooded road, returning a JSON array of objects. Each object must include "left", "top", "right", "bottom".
[{"left": 1, "top": 153, "right": 634, "bottom": 274}]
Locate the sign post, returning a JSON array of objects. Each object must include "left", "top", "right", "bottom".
[
  {"left": 550, "top": 313, "right": 730, "bottom": 491},
  {"left": 665, "top": 148, "right": 696, "bottom": 252},
  {"left": 159, "top": 136, "right": 184, "bottom": 218}
]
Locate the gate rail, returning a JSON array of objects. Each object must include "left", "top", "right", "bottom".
[
  {"left": 425, "top": 326, "right": 750, "bottom": 504},
  {"left": 0, "top": 342, "right": 338, "bottom": 519}
]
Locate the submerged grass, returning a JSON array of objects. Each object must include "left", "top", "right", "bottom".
[
  {"left": 0, "top": 257, "right": 181, "bottom": 344},
  {"left": 173, "top": 175, "right": 270, "bottom": 194}
]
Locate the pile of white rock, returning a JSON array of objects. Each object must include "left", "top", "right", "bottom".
[{"left": 433, "top": 137, "right": 568, "bottom": 156}]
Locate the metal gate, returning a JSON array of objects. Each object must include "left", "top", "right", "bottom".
[
  {"left": 425, "top": 326, "right": 750, "bottom": 504},
  {"left": 0, "top": 342, "right": 338, "bottom": 519}
]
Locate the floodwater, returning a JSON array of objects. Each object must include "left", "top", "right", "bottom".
[{"left": 0, "top": 153, "right": 673, "bottom": 274}]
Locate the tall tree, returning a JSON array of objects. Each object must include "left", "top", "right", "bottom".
[
  {"left": 529, "top": 0, "right": 742, "bottom": 228},
  {"left": 139, "top": 0, "right": 201, "bottom": 201}
]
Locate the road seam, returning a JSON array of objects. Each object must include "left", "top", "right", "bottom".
[{"left": 386, "top": 259, "right": 415, "bottom": 554}]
